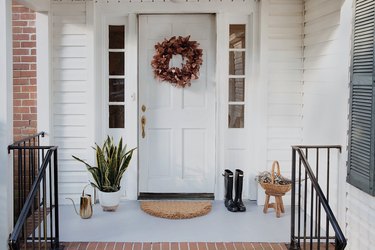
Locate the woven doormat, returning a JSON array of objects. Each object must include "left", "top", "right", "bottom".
[{"left": 140, "top": 201, "right": 212, "bottom": 219}]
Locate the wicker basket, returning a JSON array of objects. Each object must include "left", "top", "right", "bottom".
[{"left": 259, "top": 161, "right": 291, "bottom": 195}]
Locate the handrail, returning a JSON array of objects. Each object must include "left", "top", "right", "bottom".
[
  {"left": 8, "top": 145, "right": 60, "bottom": 250},
  {"left": 290, "top": 145, "right": 347, "bottom": 250},
  {"left": 8, "top": 132, "right": 45, "bottom": 153}
]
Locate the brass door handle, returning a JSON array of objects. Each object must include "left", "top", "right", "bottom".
[{"left": 141, "top": 116, "right": 146, "bottom": 138}]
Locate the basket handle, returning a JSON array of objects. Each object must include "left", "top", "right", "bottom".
[{"left": 271, "top": 161, "right": 281, "bottom": 184}]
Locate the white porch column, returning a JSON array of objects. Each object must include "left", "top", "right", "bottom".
[{"left": 0, "top": 0, "right": 13, "bottom": 248}]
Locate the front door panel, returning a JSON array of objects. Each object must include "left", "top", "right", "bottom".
[{"left": 138, "top": 15, "right": 216, "bottom": 194}]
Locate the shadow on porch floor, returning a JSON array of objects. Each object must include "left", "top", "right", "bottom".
[{"left": 60, "top": 200, "right": 290, "bottom": 243}]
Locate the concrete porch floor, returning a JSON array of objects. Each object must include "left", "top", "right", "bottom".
[{"left": 59, "top": 200, "right": 290, "bottom": 243}]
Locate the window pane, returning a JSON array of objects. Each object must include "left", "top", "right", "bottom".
[
  {"left": 109, "top": 25, "right": 125, "bottom": 49},
  {"left": 229, "top": 51, "right": 245, "bottom": 75},
  {"left": 228, "top": 105, "right": 244, "bottom": 128},
  {"left": 229, "top": 78, "right": 245, "bottom": 102},
  {"left": 109, "top": 79, "right": 124, "bottom": 102},
  {"left": 109, "top": 105, "right": 124, "bottom": 128},
  {"left": 109, "top": 52, "right": 124, "bottom": 76},
  {"left": 229, "top": 25, "right": 246, "bottom": 49}
]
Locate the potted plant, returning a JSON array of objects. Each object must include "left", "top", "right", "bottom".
[{"left": 73, "top": 136, "right": 136, "bottom": 211}]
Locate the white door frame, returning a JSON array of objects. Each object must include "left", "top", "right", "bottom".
[{"left": 94, "top": 1, "right": 257, "bottom": 200}]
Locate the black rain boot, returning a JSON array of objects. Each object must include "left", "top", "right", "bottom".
[
  {"left": 234, "top": 169, "right": 246, "bottom": 212},
  {"left": 223, "top": 169, "right": 238, "bottom": 212}
]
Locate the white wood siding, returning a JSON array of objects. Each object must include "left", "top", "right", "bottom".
[
  {"left": 266, "top": 0, "right": 304, "bottom": 177},
  {"left": 51, "top": 2, "right": 93, "bottom": 204},
  {"left": 303, "top": 0, "right": 350, "bottom": 220}
]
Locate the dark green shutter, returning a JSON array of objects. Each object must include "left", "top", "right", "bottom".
[{"left": 347, "top": 0, "right": 375, "bottom": 196}]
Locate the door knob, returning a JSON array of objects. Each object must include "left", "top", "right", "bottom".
[{"left": 141, "top": 116, "right": 146, "bottom": 138}]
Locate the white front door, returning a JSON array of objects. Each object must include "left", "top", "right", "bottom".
[{"left": 138, "top": 14, "right": 216, "bottom": 195}]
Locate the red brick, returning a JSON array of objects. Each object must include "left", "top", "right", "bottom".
[
  {"left": 207, "top": 243, "right": 216, "bottom": 250},
  {"left": 29, "top": 21, "right": 36, "bottom": 26},
  {"left": 13, "top": 120, "right": 29, "bottom": 128},
  {"left": 133, "top": 243, "right": 141, "bottom": 250},
  {"left": 12, "top": 27, "right": 22, "bottom": 33},
  {"left": 13, "top": 78, "right": 29, "bottom": 85},
  {"left": 21, "top": 56, "right": 36, "bottom": 62},
  {"left": 20, "top": 70, "right": 36, "bottom": 77},
  {"left": 13, "top": 48, "right": 29, "bottom": 55},
  {"left": 30, "top": 93, "right": 37, "bottom": 99},
  {"left": 124, "top": 243, "right": 133, "bottom": 250},
  {"left": 14, "top": 107, "right": 29, "bottom": 113},
  {"left": 12, "top": 7, "right": 31, "bottom": 13},
  {"left": 78, "top": 242, "right": 89, "bottom": 250},
  {"left": 197, "top": 243, "right": 207, "bottom": 250},
  {"left": 14, "top": 92, "right": 29, "bottom": 99},
  {"left": 21, "top": 41, "right": 36, "bottom": 47},
  {"left": 152, "top": 243, "right": 161, "bottom": 250},
  {"left": 171, "top": 243, "right": 178, "bottom": 250},
  {"left": 215, "top": 243, "right": 226, "bottom": 250},
  {"left": 260, "top": 243, "right": 273, "bottom": 250},
  {"left": 20, "top": 13, "right": 35, "bottom": 20},
  {"left": 30, "top": 64, "right": 36, "bottom": 70},
  {"left": 31, "top": 49, "right": 36, "bottom": 55},
  {"left": 13, "top": 56, "right": 21, "bottom": 62},
  {"left": 21, "top": 128, "right": 37, "bottom": 135},
  {"left": 21, "top": 85, "right": 36, "bottom": 92},
  {"left": 161, "top": 243, "right": 170, "bottom": 250},
  {"left": 13, "top": 34, "right": 29, "bottom": 40},
  {"left": 113, "top": 242, "right": 124, "bottom": 250},
  {"left": 234, "top": 243, "right": 244, "bottom": 250},
  {"left": 225, "top": 243, "right": 235, "bottom": 250},
  {"left": 86, "top": 242, "right": 97, "bottom": 250},
  {"left": 143, "top": 243, "right": 152, "bottom": 250},
  {"left": 13, "top": 128, "right": 21, "bottom": 135},
  {"left": 13, "top": 86, "right": 21, "bottom": 92},
  {"left": 30, "top": 78, "right": 37, "bottom": 85},
  {"left": 13, "top": 114, "right": 21, "bottom": 120},
  {"left": 12, "top": 21, "right": 27, "bottom": 26},
  {"left": 189, "top": 243, "right": 198, "bottom": 250},
  {"left": 242, "top": 243, "right": 254, "bottom": 250},
  {"left": 22, "top": 27, "right": 36, "bottom": 34},
  {"left": 30, "top": 107, "right": 37, "bottom": 113},
  {"left": 22, "top": 100, "right": 36, "bottom": 107},
  {"left": 180, "top": 242, "right": 188, "bottom": 250},
  {"left": 13, "top": 100, "right": 21, "bottom": 106},
  {"left": 104, "top": 242, "right": 115, "bottom": 250},
  {"left": 252, "top": 243, "right": 262, "bottom": 250},
  {"left": 13, "top": 63, "right": 29, "bottom": 70},
  {"left": 12, "top": 13, "right": 20, "bottom": 20},
  {"left": 22, "top": 114, "right": 37, "bottom": 120}
]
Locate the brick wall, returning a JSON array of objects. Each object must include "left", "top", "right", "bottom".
[{"left": 12, "top": 1, "right": 37, "bottom": 141}]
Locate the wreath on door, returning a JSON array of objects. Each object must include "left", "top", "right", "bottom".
[{"left": 151, "top": 36, "right": 203, "bottom": 88}]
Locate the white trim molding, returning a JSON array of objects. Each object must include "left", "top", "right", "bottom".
[{"left": 0, "top": 0, "right": 14, "bottom": 247}]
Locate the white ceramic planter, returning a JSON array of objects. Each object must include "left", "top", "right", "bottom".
[{"left": 98, "top": 190, "right": 122, "bottom": 211}]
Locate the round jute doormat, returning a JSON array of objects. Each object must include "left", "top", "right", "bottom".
[{"left": 140, "top": 201, "right": 212, "bottom": 219}]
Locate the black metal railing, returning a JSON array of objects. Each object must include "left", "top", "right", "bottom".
[
  {"left": 289, "top": 146, "right": 346, "bottom": 250},
  {"left": 8, "top": 132, "right": 45, "bottom": 223},
  {"left": 8, "top": 134, "right": 61, "bottom": 250}
]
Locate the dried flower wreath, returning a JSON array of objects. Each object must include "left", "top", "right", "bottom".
[{"left": 151, "top": 36, "right": 203, "bottom": 88}]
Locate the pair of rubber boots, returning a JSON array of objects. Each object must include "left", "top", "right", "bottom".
[{"left": 223, "top": 169, "right": 246, "bottom": 212}]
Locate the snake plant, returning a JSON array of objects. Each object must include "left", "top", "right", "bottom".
[{"left": 73, "top": 136, "right": 136, "bottom": 192}]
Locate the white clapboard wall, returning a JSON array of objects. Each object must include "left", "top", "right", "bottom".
[
  {"left": 266, "top": 0, "right": 304, "bottom": 180},
  {"left": 51, "top": 2, "right": 93, "bottom": 204}
]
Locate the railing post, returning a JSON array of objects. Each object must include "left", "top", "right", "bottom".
[
  {"left": 289, "top": 148, "right": 300, "bottom": 250},
  {"left": 53, "top": 149, "right": 61, "bottom": 249}
]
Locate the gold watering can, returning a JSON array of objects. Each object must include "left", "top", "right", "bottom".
[{"left": 66, "top": 184, "right": 93, "bottom": 219}]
